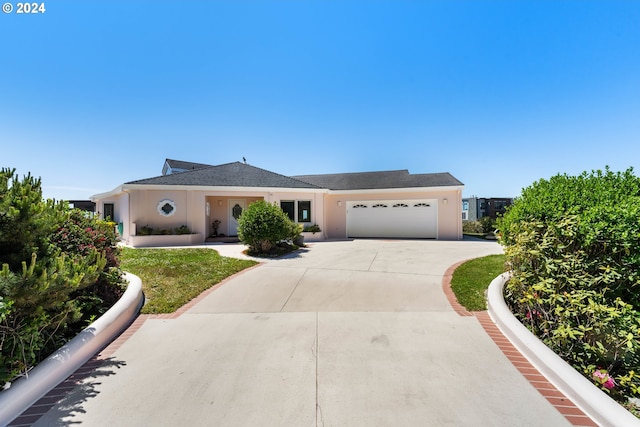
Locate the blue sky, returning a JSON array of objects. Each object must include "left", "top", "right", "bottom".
[{"left": 1, "top": 1, "right": 639, "bottom": 201}]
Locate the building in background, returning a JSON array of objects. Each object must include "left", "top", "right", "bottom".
[{"left": 462, "top": 197, "right": 513, "bottom": 221}]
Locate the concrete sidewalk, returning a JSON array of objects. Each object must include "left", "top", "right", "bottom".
[{"left": 31, "top": 239, "right": 572, "bottom": 426}]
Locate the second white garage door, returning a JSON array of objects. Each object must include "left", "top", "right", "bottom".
[{"left": 346, "top": 199, "right": 438, "bottom": 239}]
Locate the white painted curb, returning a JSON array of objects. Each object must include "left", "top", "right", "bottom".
[
  {"left": 487, "top": 272, "right": 640, "bottom": 427},
  {"left": 0, "top": 272, "right": 144, "bottom": 426}
]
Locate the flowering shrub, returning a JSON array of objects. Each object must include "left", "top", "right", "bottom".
[
  {"left": 593, "top": 368, "right": 617, "bottom": 390},
  {"left": 498, "top": 167, "right": 640, "bottom": 407},
  {"left": 48, "top": 209, "right": 125, "bottom": 336}
]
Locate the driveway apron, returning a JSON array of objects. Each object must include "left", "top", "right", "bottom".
[{"left": 33, "top": 240, "right": 571, "bottom": 426}]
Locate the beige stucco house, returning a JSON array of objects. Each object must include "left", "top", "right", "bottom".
[{"left": 91, "top": 159, "right": 464, "bottom": 246}]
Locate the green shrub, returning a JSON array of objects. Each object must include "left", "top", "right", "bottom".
[
  {"left": 49, "top": 210, "right": 125, "bottom": 338},
  {"left": 0, "top": 168, "right": 125, "bottom": 385},
  {"left": 289, "top": 221, "right": 303, "bottom": 242},
  {"left": 137, "top": 225, "right": 192, "bottom": 235},
  {"left": 303, "top": 224, "right": 321, "bottom": 234},
  {"left": 463, "top": 218, "right": 495, "bottom": 235},
  {"left": 237, "top": 200, "right": 295, "bottom": 253},
  {"left": 498, "top": 167, "right": 640, "bottom": 401},
  {"left": 175, "top": 225, "right": 191, "bottom": 235},
  {"left": 138, "top": 225, "right": 154, "bottom": 236},
  {"left": 479, "top": 216, "right": 496, "bottom": 234},
  {"left": 463, "top": 220, "right": 483, "bottom": 234},
  {"left": 499, "top": 167, "right": 640, "bottom": 247}
]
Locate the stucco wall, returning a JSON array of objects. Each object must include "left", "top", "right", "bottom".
[
  {"left": 97, "top": 186, "right": 459, "bottom": 244},
  {"left": 269, "top": 191, "right": 325, "bottom": 233},
  {"left": 95, "top": 193, "right": 130, "bottom": 241},
  {"left": 203, "top": 192, "right": 325, "bottom": 237},
  {"left": 130, "top": 190, "right": 192, "bottom": 234},
  {"left": 115, "top": 193, "right": 130, "bottom": 239},
  {"left": 205, "top": 196, "right": 264, "bottom": 237}
]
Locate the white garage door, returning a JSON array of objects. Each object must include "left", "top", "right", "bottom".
[{"left": 346, "top": 199, "right": 438, "bottom": 239}]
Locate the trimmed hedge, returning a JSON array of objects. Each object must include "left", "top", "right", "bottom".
[
  {"left": 237, "top": 200, "right": 298, "bottom": 254},
  {"left": 498, "top": 167, "right": 640, "bottom": 402}
]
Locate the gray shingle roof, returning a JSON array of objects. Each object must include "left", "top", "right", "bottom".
[
  {"left": 293, "top": 170, "right": 463, "bottom": 190},
  {"left": 127, "top": 162, "right": 322, "bottom": 189},
  {"left": 128, "top": 160, "right": 463, "bottom": 190}
]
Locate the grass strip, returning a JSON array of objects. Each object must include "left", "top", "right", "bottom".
[
  {"left": 450, "top": 254, "right": 506, "bottom": 311},
  {"left": 120, "top": 247, "right": 258, "bottom": 314}
]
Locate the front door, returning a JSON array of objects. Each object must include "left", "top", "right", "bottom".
[{"left": 228, "top": 199, "right": 246, "bottom": 236}]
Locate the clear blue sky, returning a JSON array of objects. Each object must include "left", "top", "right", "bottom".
[{"left": 1, "top": 1, "right": 639, "bottom": 201}]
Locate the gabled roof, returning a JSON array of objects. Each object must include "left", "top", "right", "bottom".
[
  {"left": 128, "top": 162, "right": 321, "bottom": 189},
  {"left": 293, "top": 170, "right": 463, "bottom": 190}
]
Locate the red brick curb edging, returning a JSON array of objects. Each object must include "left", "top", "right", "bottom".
[{"left": 442, "top": 262, "right": 597, "bottom": 427}]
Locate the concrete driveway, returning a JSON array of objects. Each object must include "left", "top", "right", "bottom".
[{"left": 33, "top": 239, "right": 571, "bottom": 426}]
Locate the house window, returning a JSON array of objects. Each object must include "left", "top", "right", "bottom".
[
  {"left": 462, "top": 201, "right": 469, "bottom": 211},
  {"left": 281, "top": 200, "right": 312, "bottom": 223},
  {"left": 280, "top": 201, "right": 295, "bottom": 221},
  {"left": 157, "top": 199, "right": 176, "bottom": 217},
  {"left": 103, "top": 203, "right": 114, "bottom": 221},
  {"left": 298, "top": 201, "right": 311, "bottom": 223}
]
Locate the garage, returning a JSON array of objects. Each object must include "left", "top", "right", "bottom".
[{"left": 346, "top": 199, "right": 438, "bottom": 239}]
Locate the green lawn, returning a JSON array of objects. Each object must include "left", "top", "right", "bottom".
[
  {"left": 450, "top": 254, "right": 506, "bottom": 311},
  {"left": 120, "top": 247, "right": 258, "bottom": 314}
]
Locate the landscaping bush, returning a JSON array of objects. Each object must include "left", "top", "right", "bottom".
[
  {"left": 479, "top": 216, "right": 496, "bottom": 234},
  {"left": 136, "top": 224, "right": 192, "bottom": 235},
  {"left": 498, "top": 167, "right": 640, "bottom": 403},
  {"left": 138, "top": 224, "right": 154, "bottom": 236},
  {"left": 49, "top": 209, "right": 125, "bottom": 336},
  {"left": 462, "top": 220, "right": 483, "bottom": 234},
  {"left": 174, "top": 225, "right": 191, "bottom": 235},
  {"left": 463, "top": 218, "right": 496, "bottom": 236},
  {"left": 303, "top": 224, "right": 321, "bottom": 234},
  {"left": 289, "top": 221, "right": 303, "bottom": 242},
  {"left": 0, "top": 168, "right": 125, "bottom": 386},
  {"left": 237, "top": 200, "right": 296, "bottom": 253}
]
